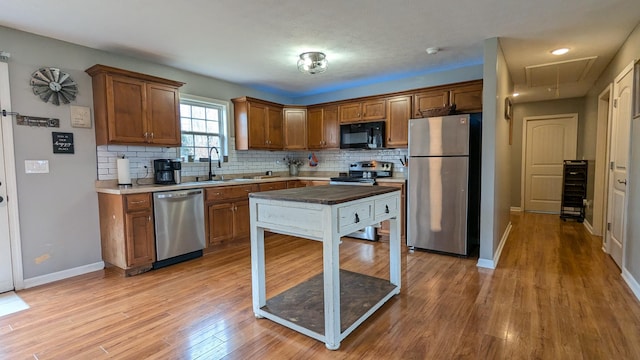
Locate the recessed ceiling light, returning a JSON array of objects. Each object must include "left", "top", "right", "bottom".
[
  {"left": 426, "top": 47, "right": 439, "bottom": 55},
  {"left": 551, "top": 48, "right": 570, "bottom": 56}
]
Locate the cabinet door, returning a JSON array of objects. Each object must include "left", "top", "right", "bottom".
[
  {"left": 307, "top": 107, "right": 324, "bottom": 149},
  {"left": 450, "top": 83, "right": 483, "bottom": 112},
  {"left": 125, "top": 211, "right": 155, "bottom": 266},
  {"left": 386, "top": 95, "right": 412, "bottom": 148},
  {"left": 284, "top": 108, "right": 307, "bottom": 150},
  {"left": 266, "top": 106, "right": 283, "bottom": 149},
  {"left": 108, "top": 75, "right": 147, "bottom": 144},
  {"left": 339, "top": 102, "right": 362, "bottom": 123},
  {"left": 234, "top": 200, "right": 251, "bottom": 240},
  {"left": 259, "top": 181, "right": 288, "bottom": 191},
  {"left": 146, "top": 83, "right": 181, "bottom": 146},
  {"left": 207, "top": 202, "right": 235, "bottom": 246},
  {"left": 413, "top": 90, "right": 449, "bottom": 118},
  {"left": 361, "top": 99, "right": 386, "bottom": 121},
  {"left": 323, "top": 105, "right": 339, "bottom": 149},
  {"left": 248, "top": 102, "right": 268, "bottom": 148}
]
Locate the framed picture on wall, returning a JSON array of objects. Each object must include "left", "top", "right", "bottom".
[{"left": 504, "top": 97, "right": 513, "bottom": 120}]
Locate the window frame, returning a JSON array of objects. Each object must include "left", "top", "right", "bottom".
[{"left": 179, "top": 94, "right": 229, "bottom": 161}]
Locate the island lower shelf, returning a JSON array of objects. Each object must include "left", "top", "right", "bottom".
[{"left": 260, "top": 269, "right": 398, "bottom": 335}]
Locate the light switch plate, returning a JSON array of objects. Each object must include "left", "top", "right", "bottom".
[
  {"left": 70, "top": 105, "right": 91, "bottom": 128},
  {"left": 25, "top": 160, "right": 49, "bottom": 174}
]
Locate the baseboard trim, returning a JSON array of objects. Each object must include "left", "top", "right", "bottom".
[
  {"left": 23, "top": 261, "right": 105, "bottom": 289},
  {"left": 510, "top": 207, "right": 522, "bottom": 212},
  {"left": 622, "top": 268, "right": 640, "bottom": 302},
  {"left": 583, "top": 220, "right": 594, "bottom": 235},
  {"left": 477, "top": 222, "right": 512, "bottom": 270}
]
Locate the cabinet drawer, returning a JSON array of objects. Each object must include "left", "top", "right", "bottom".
[
  {"left": 258, "top": 181, "right": 287, "bottom": 192},
  {"left": 338, "top": 201, "right": 373, "bottom": 232},
  {"left": 125, "top": 193, "right": 151, "bottom": 211},
  {"left": 206, "top": 185, "right": 256, "bottom": 201},
  {"left": 374, "top": 195, "right": 399, "bottom": 220}
]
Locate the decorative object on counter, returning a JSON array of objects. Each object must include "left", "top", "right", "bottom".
[
  {"left": 285, "top": 156, "right": 303, "bottom": 176},
  {"left": 297, "top": 51, "right": 328, "bottom": 74},
  {"left": 52, "top": 132, "right": 74, "bottom": 154},
  {"left": 30, "top": 67, "right": 78, "bottom": 105},
  {"left": 117, "top": 156, "right": 132, "bottom": 186},
  {"left": 418, "top": 104, "right": 457, "bottom": 118},
  {"left": 187, "top": 155, "right": 194, "bottom": 162},
  {"left": 308, "top": 152, "right": 318, "bottom": 167}
]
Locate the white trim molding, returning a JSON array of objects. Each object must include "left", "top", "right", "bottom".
[
  {"left": 23, "top": 262, "right": 105, "bottom": 289},
  {"left": 477, "top": 222, "right": 512, "bottom": 269},
  {"left": 583, "top": 220, "right": 594, "bottom": 235},
  {"left": 622, "top": 269, "right": 640, "bottom": 302},
  {"left": 0, "top": 61, "right": 25, "bottom": 290}
]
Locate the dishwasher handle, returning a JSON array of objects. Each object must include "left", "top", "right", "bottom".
[{"left": 155, "top": 189, "right": 202, "bottom": 199}]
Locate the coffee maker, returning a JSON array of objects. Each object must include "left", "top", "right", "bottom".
[{"left": 154, "top": 159, "right": 181, "bottom": 185}]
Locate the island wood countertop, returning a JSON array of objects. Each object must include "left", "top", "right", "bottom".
[{"left": 248, "top": 185, "right": 399, "bottom": 205}]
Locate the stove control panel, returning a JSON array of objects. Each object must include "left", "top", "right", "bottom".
[{"left": 348, "top": 161, "right": 393, "bottom": 178}]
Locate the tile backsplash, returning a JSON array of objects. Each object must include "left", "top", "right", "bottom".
[{"left": 97, "top": 138, "right": 408, "bottom": 181}]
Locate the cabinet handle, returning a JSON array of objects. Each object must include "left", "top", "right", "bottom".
[
  {"left": 144, "top": 132, "right": 149, "bottom": 140},
  {"left": 618, "top": 179, "right": 627, "bottom": 185},
  {"left": 355, "top": 213, "right": 360, "bottom": 223},
  {"left": 150, "top": 132, "right": 154, "bottom": 141},
  {"left": 385, "top": 205, "right": 389, "bottom": 214},
  {"left": 148, "top": 216, "right": 151, "bottom": 222},
  {"left": 129, "top": 200, "right": 146, "bottom": 205}
]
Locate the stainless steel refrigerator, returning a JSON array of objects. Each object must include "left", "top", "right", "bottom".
[{"left": 407, "top": 114, "right": 481, "bottom": 255}]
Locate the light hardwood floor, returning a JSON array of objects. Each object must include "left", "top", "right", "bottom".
[{"left": 1, "top": 212, "right": 640, "bottom": 359}]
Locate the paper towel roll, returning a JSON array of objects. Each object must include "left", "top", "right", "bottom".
[{"left": 117, "top": 158, "right": 132, "bottom": 185}]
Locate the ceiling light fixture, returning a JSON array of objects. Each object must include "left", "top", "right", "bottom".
[
  {"left": 512, "top": 93, "right": 520, "bottom": 97},
  {"left": 426, "top": 47, "right": 439, "bottom": 55},
  {"left": 297, "top": 52, "right": 328, "bottom": 74},
  {"left": 551, "top": 48, "right": 570, "bottom": 56}
]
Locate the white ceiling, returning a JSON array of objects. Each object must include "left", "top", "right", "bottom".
[{"left": 1, "top": 0, "right": 639, "bottom": 104}]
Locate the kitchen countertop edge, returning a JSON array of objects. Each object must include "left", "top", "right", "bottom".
[{"left": 95, "top": 176, "right": 406, "bottom": 195}]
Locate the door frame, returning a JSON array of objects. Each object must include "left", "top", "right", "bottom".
[
  {"left": 594, "top": 84, "right": 613, "bottom": 240},
  {"left": 0, "top": 61, "right": 24, "bottom": 290},
  {"left": 520, "top": 113, "right": 579, "bottom": 212},
  {"left": 605, "top": 61, "right": 635, "bottom": 268}
]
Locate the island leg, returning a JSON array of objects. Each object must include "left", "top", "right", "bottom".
[
  {"left": 389, "top": 216, "right": 401, "bottom": 292},
  {"left": 323, "top": 223, "right": 341, "bottom": 350},
  {"left": 250, "top": 209, "right": 266, "bottom": 318}
]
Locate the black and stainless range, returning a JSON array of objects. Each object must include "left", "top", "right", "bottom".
[{"left": 330, "top": 161, "right": 394, "bottom": 240}]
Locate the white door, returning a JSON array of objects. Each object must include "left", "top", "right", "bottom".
[
  {"left": 523, "top": 114, "right": 578, "bottom": 213},
  {"left": 0, "top": 63, "right": 13, "bottom": 292},
  {"left": 606, "top": 63, "right": 633, "bottom": 269}
]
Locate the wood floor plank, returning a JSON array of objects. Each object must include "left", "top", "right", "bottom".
[{"left": 1, "top": 213, "right": 640, "bottom": 359}]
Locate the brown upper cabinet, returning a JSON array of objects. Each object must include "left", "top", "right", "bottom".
[
  {"left": 86, "top": 64, "right": 184, "bottom": 146},
  {"left": 449, "top": 82, "right": 483, "bottom": 113},
  {"left": 283, "top": 107, "right": 307, "bottom": 150},
  {"left": 307, "top": 105, "right": 339, "bottom": 149},
  {"left": 338, "top": 98, "right": 386, "bottom": 123},
  {"left": 233, "top": 97, "right": 283, "bottom": 150},
  {"left": 385, "top": 95, "right": 412, "bottom": 148},
  {"left": 412, "top": 80, "right": 483, "bottom": 117}
]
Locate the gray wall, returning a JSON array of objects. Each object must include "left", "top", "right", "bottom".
[
  {"left": 0, "top": 25, "right": 288, "bottom": 279},
  {"left": 582, "top": 22, "right": 640, "bottom": 284},
  {"left": 1, "top": 25, "right": 484, "bottom": 281},
  {"left": 479, "top": 38, "right": 512, "bottom": 264},
  {"left": 509, "top": 97, "right": 587, "bottom": 210}
]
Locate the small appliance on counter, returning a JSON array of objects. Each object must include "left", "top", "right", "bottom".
[{"left": 154, "top": 159, "right": 182, "bottom": 185}]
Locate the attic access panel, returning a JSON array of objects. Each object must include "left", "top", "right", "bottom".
[{"left": 525, "top": 56, "right": 597, "bottom": 88}]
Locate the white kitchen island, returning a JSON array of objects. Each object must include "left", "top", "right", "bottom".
[{"left": 249, "top": 185, "right": 402, "bottom": 350}]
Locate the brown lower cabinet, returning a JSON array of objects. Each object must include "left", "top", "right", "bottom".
[
  {"left": 205, "top": 184, "right": 258, "bottom": 249},
  {"left": 288, "top": 180, "right": 329, "bottom": 187},
  {"left": 375, "top": 181, "right": 406, "bottom": 241},
  {"left": 98, "top": 193, "right": 155, "bottom": 276}
]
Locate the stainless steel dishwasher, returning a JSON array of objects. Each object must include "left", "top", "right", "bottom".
[{"left": 153, "top": 189, "right": 205, "bottom": 268}]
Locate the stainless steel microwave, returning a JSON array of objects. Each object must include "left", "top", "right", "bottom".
[{"left": 340, "top": 121, "right": 385, "bottom": 149}]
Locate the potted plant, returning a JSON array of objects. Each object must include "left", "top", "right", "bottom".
[{"left": 285, "top": 157, "right": 303, "bottom": 176}]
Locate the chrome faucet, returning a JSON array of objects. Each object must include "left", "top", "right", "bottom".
[{"left": 208, "top": 146, "right": 221, "bottom": 180}]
